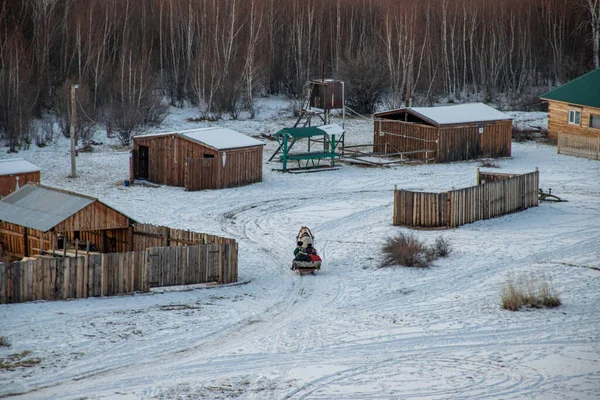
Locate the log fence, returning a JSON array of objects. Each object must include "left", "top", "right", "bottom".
[{"left": 393, "top": 169, "right": 539, "bottom": 228}]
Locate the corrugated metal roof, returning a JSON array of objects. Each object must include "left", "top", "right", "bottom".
[
  {"left": 0, "top": 184, "right": 94, "bottom": 232},
  {"left": 0, "top": 158, "right": 41, "bottom": 175},
  {"left": 540, "top": 69, "right": 600, "bottom": 108},
  {"left": 134, "top": 127, "right": 264, "bottom": 150}
]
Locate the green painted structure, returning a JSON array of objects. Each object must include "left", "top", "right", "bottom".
[{"left": 270, "top": 125, "right": 344, "bottom": 172}]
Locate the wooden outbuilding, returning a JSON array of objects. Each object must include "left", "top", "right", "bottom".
[
  {"left": 0, "top": 158, "right": 40, "bottom": 198},
  {"left": 131, "top": 127, "right": 264, "bottom": 191},
  {"left": 374, "top": 103, "right": 512, "bottom": 163},
  {"left": 0, "top": 184, "right": 135, "bottom": 259},
  {"left": 541, "top": 68, "right": 600, "bottom": 140}
]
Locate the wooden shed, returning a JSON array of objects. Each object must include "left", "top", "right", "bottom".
[
  {"left": 374, "top": 103, "right": 512, "bottom": 163},
  {"left": 0, "top": 184, "right": 135, "bottom": 259},
  {"left": 131, "top": 127, "right": 264, "bottom": 191},
  {"left": 0, "top": 158, "right": 40, "bottom": 198}
]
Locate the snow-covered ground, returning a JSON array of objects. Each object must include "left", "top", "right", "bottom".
[{"left": 1, "top": 99, "right": 599, "bottom": 399}]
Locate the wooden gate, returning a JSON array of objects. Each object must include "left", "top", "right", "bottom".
[{"left": 184, "top": 157, "right": 220, "bottom": 191}]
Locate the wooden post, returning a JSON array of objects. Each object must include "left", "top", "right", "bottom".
[
  {"left": 51, "top": 232, "right": 56, "bottom": 256},
  {"left": 101, "top": 230, "right": 107, "bottom": 253},
  {"left": 128, "top": 226, "right": 134, "bottom": 251},
  {"left": 23, "top": 227, "right": 29, "bottom": 257},
  {"left": 75, "top": 239, "right": 79, "bottom": 258},
  {"left": 476, "top": 168, "right": 480, "bottom": 185},
  {"left": 63, "top": 236, "right": 67, "bottom": 257},
  {"left": 163, "top": 226, "right": 169, "bottom": 247}
]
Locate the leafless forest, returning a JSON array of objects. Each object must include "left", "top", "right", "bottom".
[{"left": 1, "top": 0, "right": 599, "bottom": 150}]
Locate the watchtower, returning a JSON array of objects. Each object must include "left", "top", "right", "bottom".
[{"left": 294, "top": 79, "right": 345, "bottom": 129}]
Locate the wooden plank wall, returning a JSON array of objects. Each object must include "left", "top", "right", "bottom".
[
  {"left": 547, "top": 101, "right": 600, "bottom": 140},
  {"left": 132, "top": 223, "right": 236, "bottom": 250},
  {"left": 0, "top": 171, "right": 41, "bottom": 198},
  {"left": 393, "top": 190, "right": 449, "bottom": 227},
  {"left": 393, "top": 170, "right": 539, "bottom": 228},
  {"left": 373, "top": 119, "right": 439, "bottom": 159},
  {"left": 0, "top": 251, "right": 148, "bottom": 304},
  {"left": 219, "top": 147, "right": 263, "bottom": 188},
  {"left": 374, "top": 119, "right": 511, "bottom": 162},
  {"left": 0, "top": 241, "right": 238, "bottom": 304},
  {"left": 185, "top": 158, "right": 219, "bottom": 190},
  {"left": 558, "top": 132, "right": 600, "bottom": 160},
  {"left": 146, "top": 242, "right": 238, "bottom": 287},
  {"left": 54, "top": 201, "right": 131, "bottom": 232}
]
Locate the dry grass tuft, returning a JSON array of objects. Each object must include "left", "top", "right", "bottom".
[
  {"left": 0, "top": 336, "right": 10, "bottom": 348},
  {"left": 0, "top": 350, "right": 41, "bottom": 371},
  {"left": 501, "top": 273, "right": 561, "bottom": 311},
  {"left": 381, "top": 234, "right": 452, "bottom": 268}
]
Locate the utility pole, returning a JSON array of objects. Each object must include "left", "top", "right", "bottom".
[{"left": 70, "top": 84, "right": 79, "bottom": 178}]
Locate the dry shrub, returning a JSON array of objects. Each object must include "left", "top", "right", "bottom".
[
  {"left": 512, "top": 125, "right": 537, "bottom": 142},
  {"left": 433, "top": 236, "right": 452, "bottom": 258},
  {"left": 381, "top": 234, "right": 451, "bottom": 268},
  {"left": 0, "top": 336, "right": 10, "bottom": 347},
  {"left": 501, "top": 273, "right": 561, "bottom": 311},
  {"left": 479, "top": 160, "right": 500, "bottom": 168}
]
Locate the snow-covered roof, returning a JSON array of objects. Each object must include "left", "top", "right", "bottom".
[
  {"left": 316, "top": 124, "right": 345, "bottom": 136},
  {"left": 135, "top": 128, "right": 264, "bottom": 150},
  {"left": 409, "top": 103, "right": 512, "bottom": 126},
  {"left": 0, "top": 158, "right": 40, "bottom": 175}
]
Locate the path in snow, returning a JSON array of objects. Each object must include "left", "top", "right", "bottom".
[{"left": 1, "top": 109, "right": 599, "bottom": 399}]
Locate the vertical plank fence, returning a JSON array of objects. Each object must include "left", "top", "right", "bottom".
[
  {"left": 558, "top": 132, "right": 600, "bottom": 160},
  {"left": 0, "top": 242, "right": 238, "bottom": 304},
  {"left": 393, "top": 170, "right": 539, "bottom": 228}
]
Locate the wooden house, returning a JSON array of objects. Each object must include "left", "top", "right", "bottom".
[
  {"left": 374, "top": 103, "right": 512, "bottom": 163},
  {"left": 131, "top": 127, "right": 264, "bottom": 191},
  {"left": 0, "top": 158, "right": 40, "bottom": 198},
  {"left": 0, "top": 184, "right": 135, "bottom": 259},
  {"left": 541, "top": 69, "right": 600, "bottom": 141}
]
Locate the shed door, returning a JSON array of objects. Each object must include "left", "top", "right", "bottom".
[
  {"left": 184, "top": 158, "right": 219, "bottom": 191},
  {"left": 138, "top": 146, "right": 149, "bottom": 179}
]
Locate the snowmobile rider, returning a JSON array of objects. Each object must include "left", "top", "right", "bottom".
[{"left": 294, "top": 241, "right": 311, "bottom": 262}]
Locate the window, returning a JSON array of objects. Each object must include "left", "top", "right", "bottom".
[
  {"left": 568, "top": 110, "right": 581, "bottom": 125},
  {"left": 590, "top": 114, "right": 600, "bottom": 129}
]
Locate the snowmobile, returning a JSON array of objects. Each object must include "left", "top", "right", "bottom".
[{"left": 291, "top": 226, "right": 322, "bottom": 274}]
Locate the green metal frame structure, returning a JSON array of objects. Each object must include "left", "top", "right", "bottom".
[{"left": 270, "top": 126, "right": 339, "bottom": 172}]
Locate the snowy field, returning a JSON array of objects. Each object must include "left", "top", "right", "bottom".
[{"left": 1, "top": 99, "right": 599, "bottom": 399}]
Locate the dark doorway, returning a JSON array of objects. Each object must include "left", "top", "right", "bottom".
[{"left": 139, "top": 146, "right": 149, "bottom": 179}]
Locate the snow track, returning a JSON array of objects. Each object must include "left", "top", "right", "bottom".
[{"left": 1, "top": 127, "right": 600, "bottom": 398}]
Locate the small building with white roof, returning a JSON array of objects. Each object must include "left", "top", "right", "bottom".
[
  {"left": 374, "top": 103, "right": 512, "bottom": 163},
  {"left": 131, "top": 127, "right": 264, "bottom": 190},
  {"left": 0, "top": 158, "right": 41, "bottom": 198}
]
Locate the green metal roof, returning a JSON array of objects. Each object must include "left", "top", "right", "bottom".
[{"left": 540, "top": 69, "right": 600, "bottom": 108}]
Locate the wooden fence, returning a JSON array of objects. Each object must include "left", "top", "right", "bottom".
[
  {"left": 0, "top": 242, "right": 238, "bottom": 304},
  {"left": 558, "top": 132, "right": 600, "bottom": 160},
  {"left": 133, "top": 223, "right": 236, "bottom": 250},
  {"left": 393, "top": 169, "right": 539, "bottom": 228}
]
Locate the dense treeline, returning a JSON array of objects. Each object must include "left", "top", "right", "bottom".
[{"left": 0, "top": 0, "right": 598, "bottom": 150}]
